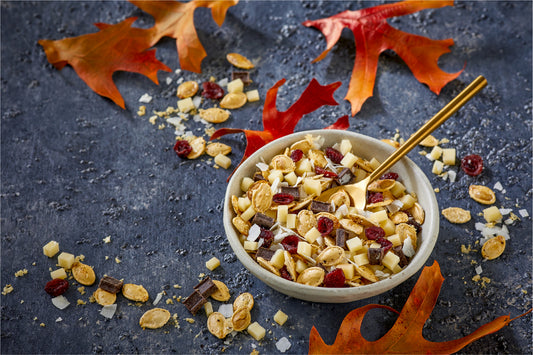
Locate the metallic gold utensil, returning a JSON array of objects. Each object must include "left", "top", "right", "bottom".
[{"left": 323, "top": 75, "right": 487, "bottom": 210}]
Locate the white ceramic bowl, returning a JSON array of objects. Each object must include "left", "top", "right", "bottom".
[{"left": 223, "top": 130, "right": 439, "bottom": 303}]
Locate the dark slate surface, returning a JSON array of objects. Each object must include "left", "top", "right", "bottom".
[{"left": 1, "top": 1, "right": 531, "bottom": 354}]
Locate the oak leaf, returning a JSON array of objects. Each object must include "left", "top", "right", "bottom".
[
  {"left": 303, "top": 0, "right": 463, "bottom": 116},
  {"left": 309, "top": 260, "right": 532, "bottom": 354},
  {"left": 210, "top": 78, "right": 348, "bottom": 176},
  {"left": 38, "top": 17, "right": 171, "bottom": 109}
]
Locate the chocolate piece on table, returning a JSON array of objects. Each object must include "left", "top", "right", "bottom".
[
  {"left": 335, "top": 228, "right": 352, "bottom": 249},
  {"left": 256, "top": 247, "right": 275, "bottom": 261},
  {"left": 251, "top": 213, "right": 275, "bottom": 229},
  {"left": 231, "top": 71, "right": 252, "bottom": 85},
  {"left": 368, "top": 247, "right": 385, "bottom": 265},
  {"left": 193, "top": 276, "right": 218, "bottom": 298},
  {"left": 310, "top": 200, "right": 332, "bottom": 214},
  {"left": 392, "top": 246, "right": 409, "bottom": 268},
  {"left": 335, "top": 168, "right": 355, "bottom": 185},
  {"left": 183, "top": 289, "right": 207, "bottom": 315},
  {"left": 280, "top": 186, "right": 300, "bottom": 201},
  {"left": 98, "top": 275, "right": 123, "bottom": 294}
]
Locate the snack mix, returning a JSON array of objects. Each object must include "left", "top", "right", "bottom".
[{"left": 230, "top": 134, "right": 424, "bottom": 287}]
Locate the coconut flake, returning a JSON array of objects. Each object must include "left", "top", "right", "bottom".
[
  {"left": 402, "top": 237, "right": 415, "bottom": 258},
  {"left": 192, "top": 96, "right": 202, "bottom": 108},
  {"left": 165, "top": 77, "right": 173, "bottom": 85},
  {"left": 139, "top": 93, "right": 153, "bottom": 103},
  {"left": 217, "top": 78, "right": 229, "bottom": 87},
  {"left": 447, "top": 170, "right": 457, "bottom": 183},
  {"left": 336, "top": 204, "right": 349, "bottom": 218},
  {"left": 51, "top": 295, "right": 70, "bottom": 310},
  {"left": 256, "top": 162, "right": 269, "bottom": 172},
  {"left": 387, "top": 199, "right": 404, "bottom": 214},
  {"left": 504, "top": 218, "right": 515, "bottom": 225},
  {"left": 493, "top": 181, "right": 503, "bottom": 191},
  {"left": 55, "top": 317, "right": 63, "bottom": 323},
  {"left": 499, "top": 208, "right": 512, "bottom": 215},
  {"left": 247, "top": 224, "right": 261, "bottom": 242},
  {"left": 153, "top": 291, "right": 164, "bottom": 306},
  {"left": 100, "top": 304, "right": 117, "bottom": 319},
  {"left": 475, "top": 265, "right": 483, "bottom": 275},
  {"left": 276, "top": 337, "right": 292, "bottom": 353},
  {"left": 270, "top": 177, "right": 281, "bottom": 194},
  {"left": 519, "top": 209, "right": 529, "bottom": 218},
  {"left": 218, "top": 304, "right": 234, "bottom": 318},
  {"left": 375, "top": 269, "right": 391, "bottom": 279}
]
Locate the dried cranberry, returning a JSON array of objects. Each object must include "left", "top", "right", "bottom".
[
  {"left": 380, "top": 172, "right": 399, "bottom": 180},
  {"left": 272, "top": 193, "right": 295, "bottom": 205},
  {"left": 290, "top": 149, "right": 303, "bottom": 162},
  {"left": 45, "top": 278, "right": 69, "bottom": 297},
  {"left": 365, "top": 226, "right": 385, "bottom": 240},
  {"left": 367, "top": 191, "right": 384, "bottom": 204},
  {"left": 376, "top": 237, "right": 393, "bottom": 253},
  {"left": 201, "top": 81, "right": 224, "bottom": 99},
  {"left": 323, "top": 268, "right": 345, "bottom": 288},
  {"left": 279, "top": 266, "right": 293, "bottom": 281},
  {"left": 281, "top": 235, "right": 300, "bottom": 254},
  {"left": 325, "top": 147, "right": 344, "bottom": 164},
  {"left": 317, "top": 216, "right": 334, "bottom": 235},
  {"left": 315, "top": 166, "right": 338, "bottom": 178},
  {"left": 259, "top": 228, "right": 274, "bottom": 248},
  {"left": 173, "top": 140, "right": 192, "bottom": 158},
  {"left": 461, "top": 154, "right": 484, "bottom": 176}
]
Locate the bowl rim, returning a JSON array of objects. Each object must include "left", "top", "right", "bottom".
[{"left": 223, "top": 129, "right": 439, "bottom": 303}]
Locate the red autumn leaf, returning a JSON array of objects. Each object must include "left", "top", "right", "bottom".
[
  {"left": 303, "top": 0, "right": 463, "bottom": 116},
  {"left": 38, "top": 0, "right": 238, "bottom": 108},
  {"left": 38, "top": 17, "right": 171, "bottom": 109},
  {"left": 210, "top": 78, "right": 345, "bottom": 174},
  {"left": 129, "top": 0, "right": 239, "bottom": 73},
  {"left": 309, "top": 260, "right": 532, "bottom": 354}
]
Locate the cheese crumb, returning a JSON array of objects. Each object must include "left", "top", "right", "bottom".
[
  {"left": 2, "top": 284, "right": 14, "bottom": 295},
  {"left": 14, "top": 269, "right": 28, "bottom": 277}
]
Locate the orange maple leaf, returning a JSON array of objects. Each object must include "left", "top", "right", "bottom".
[
  {"left": 303, "top": 0, "right": 464, "bottom": 116},
  {"left": 210, "top": 78, "right": 348, "bottom": 177},
  {"left": 38, "top": 17, "right": 171, "bottom": 109},
  {"left": 130, "top": 0, "right": 239, "bottom": 73},
  {"left": 309, "top": 260, "right": 532, "bottom": 354},
  {"left": 38, "top": 0, "right": 238, "bottom": 108}
]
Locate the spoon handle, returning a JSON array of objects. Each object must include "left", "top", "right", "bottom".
[{"left": 369, "top": 75, "right": 487, "bottom": 181}]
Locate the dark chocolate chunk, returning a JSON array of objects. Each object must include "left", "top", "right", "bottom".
[
  {"left": 368, "top": 247, "right": 385, "bottom": 265},
  {"left": 98, "top": 275, "right": 123, "bottom": 294},
  {"left": 280, "top": 186, "right": 300, "bottom": 201},
  {"left": 253, "top": 172, "right": 266, "bottom": 181},
  {"left": 183, "top": 290, "right": 207, "bottom": 315},
  {"left": 256, "top": 247, "right": 275, "bottom": 261},
  {"left": 193, "top": 276, "right": 218, "bottom": 298},
  {"left": 335, "top": 168, "right": 355, "bottom": 185},
  {"left": 392, "top": 246, "right": 409, "bottom": 268},
  {"left": 231, "top": 71, "right": 252, "bottom": 85},
  {"left": 251, "top": 212, "right": 275, "bottom": 229},
  {"left": 335, "top": 228, "right": 352, "bottom": 249},
  {"left": 310, "top": 200, "right": 332, "bottom": 213}
]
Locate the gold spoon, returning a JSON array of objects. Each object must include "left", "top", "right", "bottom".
[{"left": 322, "top": 75, "right": 487, "bottom": 210}]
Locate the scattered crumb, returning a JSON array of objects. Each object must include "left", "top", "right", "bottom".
[
  {"left": 461, "top": 244, "right": 472, "bottom": 254},
  {"left": 103, "top": 236, "right": 111, "bottom": 244},
  {"left": 149, "top": 115, "right": 158, "bottom": 125},
  {"left": 173, "top": 284, "right": 181, "bottom": 289},
  {"left": 40, "top": 323, "right": 46, "bottom": 327},
  {"left": 2, "top": 284, "right": 14, "bottom": 295},
  {"left": 250, "top": 350, "right": 259, "bottom": 355},
  {"left": 115, "top": 257, "right": 121, "bottom": 264},
  {"left": 434, "top": 188, "right": 440, "bottom": 193},
  {"left": 137, "top": 105, "right": 147, "bottom": 116},
  {"left": 14, "top": 269, "right": 28, "bottom": 277},
  {"left": 185, "top": 318, "right": 195, "bottom": 324},
  {"left": 77, "top": 299, "right": 87, "bottom": 305},
  {"left": 77, "top": 287, "right": 86, "bottom": 295},
  {"left": 166, "top": 299, "right": 174, "bottom": 305}
]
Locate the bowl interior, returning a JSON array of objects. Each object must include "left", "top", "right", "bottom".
[{"left": 224, "top": 130, "right": 439, "bottom": 303}]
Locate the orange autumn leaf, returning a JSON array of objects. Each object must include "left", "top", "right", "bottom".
[
  {"left": 38, "top": 0, "right": 238, "bottom": 108},
  {"left": 130, "top": 0, "right": 239, "bottom": 73},
  {"left": 38, "top": 17, "right": 171, "bottom": 109},
  {"left": 210, "top": 78, "right": 348, "bottom": 177},
  {"left": 303, "top": 0, "right": 463, "bottom": 116},
  {"left": 309, "top": 261, "right": 532, "bottom": 354}
]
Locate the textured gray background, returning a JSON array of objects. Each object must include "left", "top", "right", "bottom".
[{"left": 1, "top": 1, "right": 531, "bottom": 354}]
